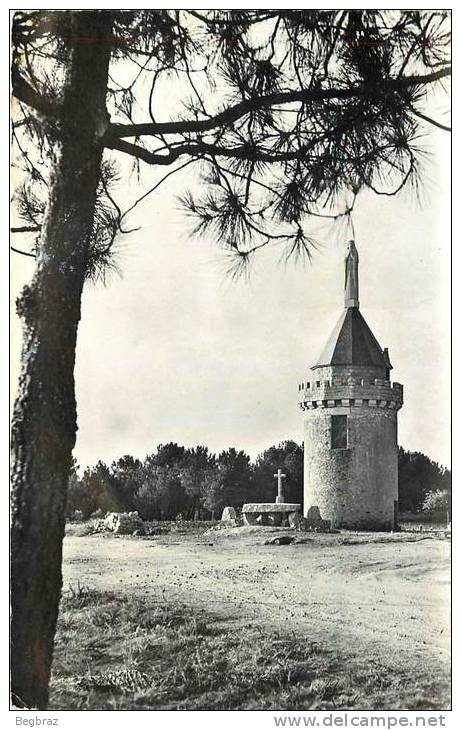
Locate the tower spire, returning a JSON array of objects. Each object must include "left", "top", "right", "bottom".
[{"left": 344, "top": 240, "right": 359, "bottom": 308}]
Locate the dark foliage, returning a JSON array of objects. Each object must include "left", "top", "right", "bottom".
[
  {"left": 252, "top": 440, "right": 304, "bottom": 504},
  {"left": 67, "top": 443, "right": 450, "bottom": 521},
  {"left": 398, "top": 447, "right": 451, "bottom": 513},
  {"left": 67, "top": 441, "right": 298, "bottom": 520},
  {"left": 11, "top": 10, "right": 451, "bottom": 276}
]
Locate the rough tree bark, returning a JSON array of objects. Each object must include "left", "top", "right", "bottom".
[{"left": 11, "top": 11, "right": 113, "bottom": 709}]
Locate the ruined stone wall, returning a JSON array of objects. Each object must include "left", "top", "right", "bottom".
[{"left": 303, "top": 405, "right": 399, "bottom": 530}]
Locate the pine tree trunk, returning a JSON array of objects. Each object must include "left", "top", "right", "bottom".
[{"left": 11, "top": 11, "right": 113, "bottom": 709}]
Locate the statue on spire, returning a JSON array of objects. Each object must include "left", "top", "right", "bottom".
[{"left": 344, "top": 240, "right": 359, "bottom": 308}]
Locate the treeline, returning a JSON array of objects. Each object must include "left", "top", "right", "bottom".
[
  {"left": 67, "top": 441, "right": 303, "bottom": 521},
  {"left": 67, "top": 443, "right": 451, "bottom": 521},
  {"left": 398, "top": 447, "right": 451, "bottom": 516}
]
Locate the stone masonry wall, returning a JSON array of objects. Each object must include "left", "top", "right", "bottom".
[
  {"left": 309, "top": 365, "right": 388, "bottom": 382},
  {"left": 303, "top": 406, "right": 398, "bottom": 530},
  {"left": 298, "top": 365, "right": 403, "bottom": 413}
]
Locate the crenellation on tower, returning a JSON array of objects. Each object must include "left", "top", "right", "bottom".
[
  {"left": 299, "top": 241, "right": 403, "bottom": 531},
  {"left": 298, "top": 378, "right": 403, "bottom": 410}
]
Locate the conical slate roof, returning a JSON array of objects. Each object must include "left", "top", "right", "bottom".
[{"left": 313, "top": 306, "right": 389, "bottom": 369}]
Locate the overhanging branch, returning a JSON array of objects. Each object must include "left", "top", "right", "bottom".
[
  {"left": 105, "top": 136, "right": 323, "bottom": 166},
  {"left": 106, "top": 67, "right": 451, "bottom": 141},
  {"left": 11, "top": 225, "right": 41, "bottom": 233},
  {"left": 410, "top": 105, "right": 451, "bottom": 132},
  {"left": 11, "top": 245, "right": 36, "bottom": 258}
]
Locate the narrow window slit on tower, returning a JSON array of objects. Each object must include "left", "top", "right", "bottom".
[{"left": 331, "top": 414, "right": 348, "bottom": 450}]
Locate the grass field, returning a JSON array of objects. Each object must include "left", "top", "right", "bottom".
[{"left": 49, "top": 524, "right": 451, "bottom": 711}]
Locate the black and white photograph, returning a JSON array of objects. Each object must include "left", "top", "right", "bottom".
[{"left": 10, "top": 6, "right": 452, "bottom": 718}]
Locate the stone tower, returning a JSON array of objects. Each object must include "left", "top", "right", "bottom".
[{"left": 298, "top": 241, "right": 403, "bottom": 531}]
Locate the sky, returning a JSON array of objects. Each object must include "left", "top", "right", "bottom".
[{"left": 10, "top": 66, "right": 451, "bottom": 471}]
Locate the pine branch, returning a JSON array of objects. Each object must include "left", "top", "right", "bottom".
[
  {"left": 11, "top": 225, "right": 41, "bottom": 233},
  {"left": 11, "top": 245, "right": 36, "bottom": 258},
  {"left": 106, "top": 137, "right": 324, "bottom": 166},
  {"left": 410, "top": 105, "right": 451, "bottom": 132},
  {"left": 106, "top": 67, "right": 451, "bottom": 141}
]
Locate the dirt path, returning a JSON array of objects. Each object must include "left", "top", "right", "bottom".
[{"left": 62, "top": 529, "right": 450, "bottom": 684}]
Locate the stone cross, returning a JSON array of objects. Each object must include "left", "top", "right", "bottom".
[{"left": 274, "top": 468, "right": 286, "bottom": 504}]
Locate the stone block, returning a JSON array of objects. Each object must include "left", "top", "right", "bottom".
[
  {"left": 304, "top": 505, "right": 331, "bottom": 532},
  {"left": 221, "top": 506, "right": 237, "bottom": 523},
  {"left": 104, "top": 511, "right": 143, "bottom": 535},
  {"left": 305, "top": 518, "right": 331, "bottom": 532},
  {"left": 264, "top": 535, "right": 296, "bottom": 545},
  {"left": 306, "top": 505, "right": 322, "bottom": 521},
  {"left": 242, "top": 503, "right": 301, "bottom": 527},
  {"left": 288, "top": 511, "right": 301, "bottom": 528},
  {"left": 243, "top": 503, "right": 301, "bottom": 513}
]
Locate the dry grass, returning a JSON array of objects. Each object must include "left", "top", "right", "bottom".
[{"left": 49, "top": 585, "right": 450, "bottom": 711}]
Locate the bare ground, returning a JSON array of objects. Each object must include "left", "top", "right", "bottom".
[{"left": 53, "top": 526, "right": 451, "bottom": 710}]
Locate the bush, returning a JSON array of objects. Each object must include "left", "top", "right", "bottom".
[{"left": 421, "top": 490, "right": 450, "bottom": 518}]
